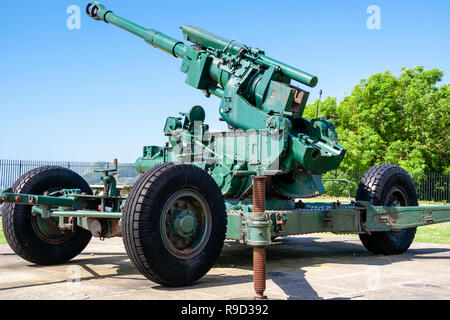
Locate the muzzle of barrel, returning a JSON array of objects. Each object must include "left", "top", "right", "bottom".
[{"left": 86, "top": 2, "right": 111, "bottom": 22}]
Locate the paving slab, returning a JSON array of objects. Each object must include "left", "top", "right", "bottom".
[{"left": 0, "top": 234, "right": 449, "bottom": 300}]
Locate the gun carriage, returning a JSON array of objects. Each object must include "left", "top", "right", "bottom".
[{"left": 1, "top": 2, "right": 449, "bottom": 299}]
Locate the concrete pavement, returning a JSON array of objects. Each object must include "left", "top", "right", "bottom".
[{"left": 0, "top": 234, "right": 449, "bottom": 300}]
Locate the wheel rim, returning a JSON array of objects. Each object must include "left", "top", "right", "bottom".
[
  {"left": 160, "top": 189, "right": 212, "bottom": 259},
  {"left": 31, "top": 216, "right": 74, "bottom": 244},
  {"left": 30, "top": 188, "right": 74, "bottom": 244},
  {"left": 384, "top": 186, "right": 407, "bottom": 236},
  {"left": 384, "top": 186, "right": 407, "bottom": 207}
]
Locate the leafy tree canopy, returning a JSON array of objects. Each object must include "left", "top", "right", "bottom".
[{"left": 303, "top": 66, "right": 450, "bottom": 175}]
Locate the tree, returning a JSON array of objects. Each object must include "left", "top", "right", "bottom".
[{"left": 303, "top": 67, "right": 450, "bottom": 175}]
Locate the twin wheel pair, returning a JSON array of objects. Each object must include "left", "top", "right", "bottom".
[{"left": 2, "top": 163, "right": 226, "bottom": 286}]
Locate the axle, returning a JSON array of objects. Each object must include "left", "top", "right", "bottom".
[{"left": 2, "top": 189, "right": 449, "bottom": 238}]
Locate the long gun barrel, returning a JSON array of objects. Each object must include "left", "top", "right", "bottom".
[
  {"left": 181, "top": 25, "right": 317, "bottom": 87},
  {"left": 86, "top": 2, "right": 187, "bottom": 58},
  {"left": 86, "top": 2, "right": 317, "bottom": 88}
]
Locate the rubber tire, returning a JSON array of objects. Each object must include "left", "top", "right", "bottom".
[
  {"left": 122, "top": 162, "right": 227, "bottom": 287},
  {"left": 2, "top": 166, "right": 92, "bottom": 265},
  {"left": 356, "top": 164, "right": 418, "bottom": 255}
]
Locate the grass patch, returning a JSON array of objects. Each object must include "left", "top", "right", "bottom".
[
  {"left": 0, "top": 217, "right": 6, "bottom": 245},
  {"left": 326, "top": 222, "right": 450, "bottom": 245},
  {"left": 414, "top": 222, "right": 450, "bottom": 244}
]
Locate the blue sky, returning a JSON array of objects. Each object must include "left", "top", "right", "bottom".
[{"left": 0, "top": 0, "right": 449, "bottom": 162}]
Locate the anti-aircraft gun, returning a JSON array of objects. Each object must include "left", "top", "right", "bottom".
[
  {"left": 1, "top": 2, "right": 449, "bottom": 300},
  {"left": 86, "top": 3, "right": 346, "bottom": 199}
]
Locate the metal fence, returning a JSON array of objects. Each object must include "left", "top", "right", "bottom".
[
  {"left": 0, "top": 159, "right": 448, "bottom": 203},
  {"left": 322, "top": 170, "right": 449, "bottom": 203},
  {"left": 0, "top": 159, "right": 138, "bottom": 190}
]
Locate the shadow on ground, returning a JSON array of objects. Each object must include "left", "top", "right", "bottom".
[
  {"left": 1, "top": 236, "right": 449, "bottom": 299},
  {"left": 203, "top": 236, "right": 450, "bottom": 299}
]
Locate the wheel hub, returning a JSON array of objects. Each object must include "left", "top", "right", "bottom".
[
  {"left": 160, "top": 189, "right": 212, "bottom": 259},
  {"left": 172, "top": 209, "right": 198, "bottom": 238},
  {"left": 384, "top": 186, "right": 408, "bottom": 236},
  {"left": 31, "top": 187, "right": 74, "bottom": 244}
]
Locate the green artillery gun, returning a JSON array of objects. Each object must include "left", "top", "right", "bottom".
[{"left": 1, "top": 2, "right": 449, "bottom": 299}]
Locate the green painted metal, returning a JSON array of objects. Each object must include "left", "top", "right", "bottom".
[
  {"left": 31, "top": 207, "right": 122, "bottom": 219},
  {"left": 224, "top": 200, "right": 364, "bottom": 241},
  {"left": 2, "top": 188, "right": 450, "bottom": 241},
  {"left": 245, "top": 217, "right": 272, "bottom": 246},
  {"left": 224, "top": 200, "right": 450, "bottom": 241},
  {"left": 225, "top": 211, "right": 245, "bottom": 241},
  {"left": 362, "top": 201, "right": 450, "bottom": 232},
  {"left": 86, "top": 2, "right": 345, "bottom": 199},
  {"left": 180, "top": 25, "right": 318, "bottom": 88},
  {"left": 0, "top": 193, "right": 74, "bottom": 207},
  {"left": 0, "top": 169, "right": 125, "bottom": 237}
]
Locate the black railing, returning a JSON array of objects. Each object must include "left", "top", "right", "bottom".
[
  {"left": 0, "top": 159, "right": 448, "bottom": 203},
  {"left": 322, "top": 170, "right": 449, "bottom": 203},
  {"left": 0, "top": 159, "right": 138, "bottom": 189}
]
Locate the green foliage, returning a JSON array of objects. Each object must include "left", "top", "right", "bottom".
[{"left": 304, "top": 67, "right": 450, "bottom": 175}]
